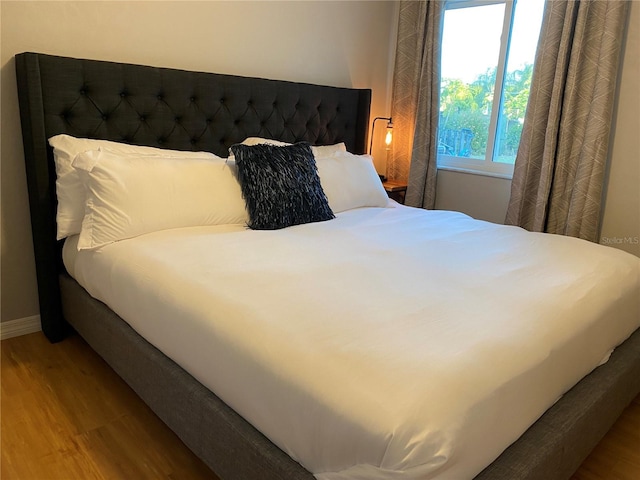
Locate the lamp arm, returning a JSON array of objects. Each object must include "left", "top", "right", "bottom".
[{"left": 369, "top": 116, "right": 393, "bottom": 155}]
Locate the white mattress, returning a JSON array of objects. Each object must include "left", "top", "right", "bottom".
[{"left": 63, "top": 204, "right": 640, "bottom": 480}]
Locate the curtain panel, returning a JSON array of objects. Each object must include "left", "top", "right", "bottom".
[
  {"left": 505, "top": 0, "right": 630, "bottom": 242},
  {"left": 388, "top": 0, "right": 444, "bottom": 209}
]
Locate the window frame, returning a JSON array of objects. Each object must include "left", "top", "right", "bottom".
[{"left": 437, "top": 0, "right": 521, "bottom": 179}]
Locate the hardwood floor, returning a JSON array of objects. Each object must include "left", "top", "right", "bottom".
[
  {"left": 1, "top": 332, "right": 639, "bottom": 479},
  {"left": 571, "top": 393, "right": 640, "bottom": 480},
  {"left": 1, "top": 333, "right": 217, "bottom": 480}
]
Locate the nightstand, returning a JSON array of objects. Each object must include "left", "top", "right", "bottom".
[{"left": 382, "top": 180, "right": 407, "bottom": 204}]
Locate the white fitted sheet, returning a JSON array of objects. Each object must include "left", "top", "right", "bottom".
[{"left": 63, "top": 205, "right": 640, "bottom": 479}]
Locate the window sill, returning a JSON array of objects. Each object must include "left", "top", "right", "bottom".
[
  {"left": 437, "top": 156, "right": 514, "bottom": 180},
  {"left": 437, "top": 165, "right": 513, "bottom": 180}
]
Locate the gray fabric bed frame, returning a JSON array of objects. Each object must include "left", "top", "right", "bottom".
[{"left": 16, "top": 52, "right": 640, "bottom": 480}]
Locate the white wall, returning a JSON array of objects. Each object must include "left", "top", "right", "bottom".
[
  {"left": 0, "top": 0, "right": 397, "bottom": 322},
  {"left": 435, "top": 170, "right": 511, "bottom": 225},
  {"left": 600, "top": 0, "right": 640, "bottom": 257}
]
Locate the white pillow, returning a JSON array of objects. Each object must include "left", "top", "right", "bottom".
[
  {"left": 72, "top": 149, "right": 247, "bottom": 250},
  {"left": 240, "top": 137, "right": 347, "bottom": 158},
  {"left": 316, "top": 152, "right": 389, "bottom": 213},
  {"left": 49, "top": 134, "right": 220, "bottom": 239},
  {"left": 241, "top": 137, "right": 289, "bottom": 147},
  {"left": 311, "top": 143, "right": 347, "bottom": 158}
]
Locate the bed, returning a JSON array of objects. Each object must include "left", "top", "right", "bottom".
[{"left": 15, "top": 52, "right": 640, "bottom": 480}]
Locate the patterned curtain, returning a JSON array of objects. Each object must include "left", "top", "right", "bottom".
[
  {"left": 388, "top": 0, "right": 444, "bottom": 209},
  {"left": 505, "top": 0, "right": 630, "bottom": 242}
]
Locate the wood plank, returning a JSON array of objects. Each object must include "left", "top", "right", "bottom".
[
  {"left": 571, "top": 394, "right": 640, "bottom": 480},
  {"left": 1, "top": 332, "right": 217, "bottom": 480},
  {"left": 2, "top": 332, "right": 639, "bottom": 479}
]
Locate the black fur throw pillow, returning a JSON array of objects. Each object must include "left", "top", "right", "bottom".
[{"left": 230, "top": 142, "right": 335, "bottom": 230}]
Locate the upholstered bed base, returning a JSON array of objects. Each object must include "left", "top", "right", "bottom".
[{"left": 60, "top": 272, "right": 640, "bottom": 480}]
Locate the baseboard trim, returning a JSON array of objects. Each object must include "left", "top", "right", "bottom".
[{"left": 1, "top": 315, "right": 42, "bottom": 340}]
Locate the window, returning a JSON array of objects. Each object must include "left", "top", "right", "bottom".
[{"left": 437, "top": 0, "right": 545, "bottom": 178}]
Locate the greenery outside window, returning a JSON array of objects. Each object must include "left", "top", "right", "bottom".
[{"left": 437, "top": 0, "right": 545, "bottom": 178}]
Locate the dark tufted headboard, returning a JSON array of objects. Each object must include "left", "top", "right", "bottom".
[{"left": 16, "top": 52, "right": 371, "bottom": 341}]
